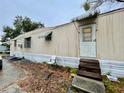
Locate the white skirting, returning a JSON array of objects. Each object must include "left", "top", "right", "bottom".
[
  {"left": 99, "top": 59, "right": 124, "bottom": 77},
  {"left": 10, "top": 51, "right": 124, "bottom": 77},
  {"left": 11, "top": 51, "right": 80, "bottom": 68}
]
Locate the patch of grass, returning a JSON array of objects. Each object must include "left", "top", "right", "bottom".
[
  {"left": 70, "top": 68, "right": 78, "bottom": 74},
  {"left": 102, "top": 76, "right": 124, "bottom": 93},
  {"left": 119, "top": 78, "right": 124, "bottom": 83}
]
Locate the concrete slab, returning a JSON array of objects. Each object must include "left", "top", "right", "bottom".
[{"left": 72, "top": 75, "right": 105, "bottom": 93}]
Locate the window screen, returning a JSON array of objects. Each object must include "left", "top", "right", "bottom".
[
  {"left": 83, "top": 27, "right": 92, "bottom": 42},
  {"left": 24, "top": 37, "right": 31, "bottom": 48}
]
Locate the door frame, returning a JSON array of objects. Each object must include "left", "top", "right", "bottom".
[{"left": 79, "top": 24, "right": 97, "bottom": 58}]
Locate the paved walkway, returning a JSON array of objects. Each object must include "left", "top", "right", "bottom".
[{"left": 0, "top": 59, "right": 26, "bottom": 93}]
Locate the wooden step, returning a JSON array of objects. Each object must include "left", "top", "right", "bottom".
[
  {"left": 80, "top": 60, "right": 99, "bottom": 65},
  {"left": 79, "top": 62, "right": 100, "bottom": 70},
  {"left": 78, "top": 59, "right": 102, "bottom": 81},
  {"left": 79, "top": 66, "right": 101, "bottom": 73},
  {"left": 77, "top": 70, "right": 102, "bottom": 81},
  {"left": 79, "top": 67, "right": 101, "bottom": 73},
  {"left": 80, "top": 59, "right": 99, "bottom": 63}
]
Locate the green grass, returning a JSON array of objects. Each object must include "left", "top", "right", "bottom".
[
  {"left": 70, "top": 68, "right": 78, "bottom": 74},
  {"left": 102, "top": 76, "right": 124, "bottom": 93},
  {"left": 63, "top": 67, "right": 78, "bottom": 74}
]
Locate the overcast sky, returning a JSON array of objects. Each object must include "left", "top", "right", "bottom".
[{"left": 0, "top": 0, "right": 85, "bottom": 36}]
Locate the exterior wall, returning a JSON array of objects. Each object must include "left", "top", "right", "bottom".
[
  {"left": 76, "top": 11, "right": 124, "bottom": 77},
  {"left": 10, "top": 22, "right": 80, "bottom": 68},
  {"left": 77, "top": 18, "right": 97, "bottom": 26},
  {"left": 97, "top": 9, "right": 124, "bottom": 61},
  {"left": 10, "top": 22, "right": 80, "bottom": 57}
]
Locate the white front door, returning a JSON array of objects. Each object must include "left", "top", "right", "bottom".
[{"left": 80, "top": 24, "right": 96, "bottom": 58}]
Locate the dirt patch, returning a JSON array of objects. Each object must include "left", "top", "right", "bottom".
[{"left": 12, "top": 60, "right": 72, "bottom": 93}]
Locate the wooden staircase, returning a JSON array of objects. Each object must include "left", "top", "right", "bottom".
[{"left": 77, "top": 59, "right": 102, "bottom": 81}]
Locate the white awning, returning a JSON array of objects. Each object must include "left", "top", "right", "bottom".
[{"left": 38, "top": 32, "right": 52, "bottom": 38}]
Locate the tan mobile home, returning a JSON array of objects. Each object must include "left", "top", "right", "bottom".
[
  {"left": 10, "top": 23, "right": 79, "bottom": 57},
  {"left": 10, "top": 22, "right": 80, "bottom": 68},
  {"left": 10, "top": 1, "right": 124, "bottom": 77}
]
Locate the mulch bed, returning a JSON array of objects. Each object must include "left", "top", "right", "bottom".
[{"left": 12, "top": 60, "right": 72, "bottom": 93}]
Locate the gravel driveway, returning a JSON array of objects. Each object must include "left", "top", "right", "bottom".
[{"left": 0, "top": 59, "right": 26, "bottom": 93}]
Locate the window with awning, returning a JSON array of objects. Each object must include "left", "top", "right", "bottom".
[
  {"left": 39, "top": 32, "right": 52, "bottom": 41},
  {"left": 45, "top": 32, "right": 52, "bottom": 41}
]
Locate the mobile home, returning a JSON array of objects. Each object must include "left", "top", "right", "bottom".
[{"left": 10, "top": 1, "right": 124, "bottom": 77}]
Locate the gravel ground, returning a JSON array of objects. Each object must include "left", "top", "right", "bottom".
[
  {"left": 12, "top": 60, "right": 72, "bottom": 93},
  {"left": 0, "top": 59, "right": 25, "bottom": 90}
]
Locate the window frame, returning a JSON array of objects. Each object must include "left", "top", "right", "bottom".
[
  {"left": 24, "top": 37, "right": 31, "bottom": 48},
  {"left": 82, "top": 27, "right": 92, "bottom": 42}
]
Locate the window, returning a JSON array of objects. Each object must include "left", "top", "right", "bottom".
[
  {"left": 14, "top": 40, "right": 17, "bottom": 47},
  {"left": 45, "top": 32, "right": 52, "bottom": 41},
  {"left": 18, "top": 44, "right": 23, "bottom": 48},
  {"left": 24, "top": 37, "right": 31, "bottom": 48},
  {"left": 83, "top": 27, "right": 92, "bottom": 42}
]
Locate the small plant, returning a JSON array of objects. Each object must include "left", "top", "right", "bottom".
[
  {"left": 106, "top": 71, "right": 111, "bottom": 76},
  {"left": 70, "top": 68, "right": 78, "bottom": 74},
  {"left": 102, "top": 76, "right": 117, "bottom": 93},
  {"left": 83, "top": 1, "right": 90, "bottom": 11}
]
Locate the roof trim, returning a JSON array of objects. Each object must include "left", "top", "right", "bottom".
[
  {"left": 99, "top": 7, "right": 124, "bottom": 15},
  {"left": 73, "top": 7, "right": 124, "bottom": 21},
  {"left": 72, "top": 12, "right": 98, "bottom": 21},
  {"left": 72, "top": 1, "right": 124, "bottom": 21},
  {"left": 13, "top": 22, "right": 73, "bottom": 40}
]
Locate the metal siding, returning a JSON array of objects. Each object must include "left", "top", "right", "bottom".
[
  {"left": 10, "top": 22, "right": 79, "bottom": 57},
  {"left": 97, "top": 10, "right": 124, "bottom": 61}
]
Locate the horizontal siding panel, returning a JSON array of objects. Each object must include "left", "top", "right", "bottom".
[{"left": 99, "top": 60, "right": 124, "bottom": 77}]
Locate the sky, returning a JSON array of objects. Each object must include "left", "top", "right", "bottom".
[{"left": 0, "top": 0, "right": 85, "bottom": 36}]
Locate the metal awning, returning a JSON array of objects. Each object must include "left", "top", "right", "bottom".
[{"left": 39, "top": 32, "right": 52, "bottom": 38}]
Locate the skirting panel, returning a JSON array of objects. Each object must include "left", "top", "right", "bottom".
[
  {"left": 11, "top": 52, "right": 80, "bottom": 68},
  {"left": 10, "top": 52, "right": 124, "bottom": 77},
  {"left": 99, "top": 60, "right": 124, "bottom": 77}
]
